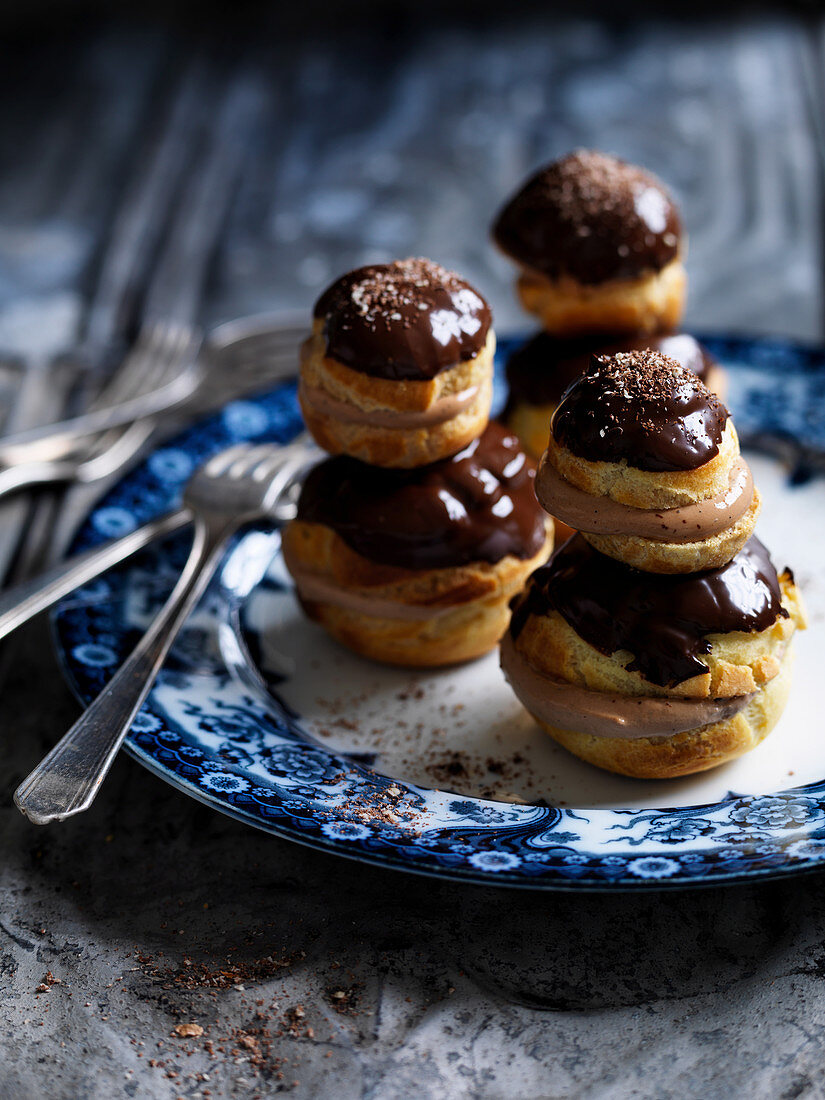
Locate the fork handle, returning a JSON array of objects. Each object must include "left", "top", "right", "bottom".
[
  {"left": 0, "top": 459, "right": 80, "bottom": 499},
  {"left": 0, "top": 507, "right": 192, "bottom": 643},
  {"left": 15, "top": 517, "right": 234, "bottom": 825},
  {"left": 0, "top": 420, "right": 154, "bottom": 500}
]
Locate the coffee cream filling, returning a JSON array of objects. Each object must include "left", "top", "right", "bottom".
[
  {"left": 287, "top": 560, "right": 463, "bottom": 622},
  {"left": 299, "top": 379, "right": 480, "bottom": 430},
  {"left": 499, "top": 634, "right": 755, "bottom": 740},
  {"left": 535, "top": 454, "right": 754, "bottom": 543}
]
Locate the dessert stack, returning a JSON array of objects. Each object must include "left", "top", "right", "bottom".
[
  {"left": 490, "top": 149, "right": 805, "bottom": 778},
  {"left": 500, "top": 349, "right": 806, "bottom": 778},
  {"left": 492, "top": 149, "right": 727, "bottom": 464},
  {"left": 284, "top": 258, "right": 554, "bottom": 667}
]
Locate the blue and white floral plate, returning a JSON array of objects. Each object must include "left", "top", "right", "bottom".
[{"left": 52, "top": 325, "right": 825, "bottom": 890}]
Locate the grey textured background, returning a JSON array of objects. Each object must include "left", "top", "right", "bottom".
[{"left": 1, "top": 10, "right": 825, "bottom": 1099}]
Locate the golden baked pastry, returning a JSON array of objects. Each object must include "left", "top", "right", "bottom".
[
  {"left": 515, "top": 261, "right": 684, "bottom": 338},
  {"left": 501, "top": 535, "right": 806, "bottom": 778},
  {"left": 535, "top": 349, "right": 759, "bottom": 573},
  {"left": 283, "top": 424, "right": 553, "bottom": 667},
  {"left": 504, "top": 331, "right": 727, "bottom": 460},
  {"left": 299, "top": 258, "right": 494, "bottom": 468},
  {"left": 493, "top": 150, "right": 686, "bottom": 336}
]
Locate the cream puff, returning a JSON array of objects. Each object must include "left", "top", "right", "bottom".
[
  {"left": 299, "top": 258, "right": 495, "bottom": 468},
  {"left": 501, "top": 534, "right": 806, "bottom": 778},
  {"left": 505, "top": 331, "right": 727, "bottom": 461},
  {"left": 535, "top": 350, "right": 760, "bottom": 574},
  {"left": 283, "top": 423, "right": 553, "bottom": 667},
  {"left": 493, "top": 150, "right": 685, "bottom": 336}
]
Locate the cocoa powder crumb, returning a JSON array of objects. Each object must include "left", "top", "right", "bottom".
[{"left": 173, "top": 1023, "right": 204, "bottom": 1039}]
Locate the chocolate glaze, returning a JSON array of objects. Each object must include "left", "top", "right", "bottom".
[
  {"left": 296, "top": 422, "right": 547, "bottom": 570},
  {"left": 552, "top": 350, "right": 729, "bottom": 472},
  {"left": 493, "top": 150, "right": 682, "bottom": 285},
  {"left": 510, "top": 534, "right": 788, "bottom": 687},
  {"left": 506, "top": 331, "right": 717, "bottom": 408},
  {"left": 313, "top": 258, "right": 492, "bottom": 381}
]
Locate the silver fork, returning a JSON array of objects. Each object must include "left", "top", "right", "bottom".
[
  {"left": 14, "top": 439, "right": 317, "bottom": 825},
  {"left": 0, "top": 322, "right": 200, "bottom": 457},
  {"left": 0, "top": 322, "right": 200, "bottom": 496}
]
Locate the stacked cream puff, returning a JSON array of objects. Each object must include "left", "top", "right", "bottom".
[
  {"left": 285, "top": 258, "right": 554, "bottom": 667},
  {"left": 537, "top": 351, "right": 758, "bottom": 575},
  {"left": 501, "top": 350, "right": 806, "bottom": 779},
  {"left": 492, "top": 149, "right": 727, "bottom": 463}
]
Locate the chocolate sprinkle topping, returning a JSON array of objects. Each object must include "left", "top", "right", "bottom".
[
  {"left": 313, "top": 258, "right": 492, "bottom": 381},
  {"left": 510, "top": 534, "right": 788, "bottom": 688},
  {"left": 492, "top": 150, "right": 682, "bottom": 285},
  {"left": 506, "top": 331, "right": 717, "bottom": 409},
  {"left": 296, "top": 422, "right": 546, "bottom": 570},
  {"left": 552, "top": 350, "right": 729, "bottom": 472}
]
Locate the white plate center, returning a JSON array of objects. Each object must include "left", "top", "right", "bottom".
[{"left": 246, "top": 451, "right": 824, "bottom": 811}]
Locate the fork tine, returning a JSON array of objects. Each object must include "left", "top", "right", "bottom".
[
  {"left": 202, "top": 444, "right": 253, "bottom": 477},
  {"left": 119, "top": 331, "right": 175, "bottom": 399},
  {"left": 228, "top": 445, "right": 275, "bottom": 479},
  {"left": 182, "top": 439, "right": 317, "bottom": 521},
  {"left": 89, "top": 323, "right": 166, "bottom": 410},
  {"left": 88, "top": 321, "right": 196, "bottom": 414},
  {"left": 126, "top": 323, "right": 190, "bottom": 395},
  {"left": 261, "top": 450, "right": 319, "bottom": 513},
  {"left": 138, "top": 322, "right": 191, "bottom": 386},
  {"left": 249, "top": 448, "right": 299, "bottom": 482},
  {"left": 78, "top": 421, "right": 156, "bottom": 482},
  {"left": 246, "top": 435, "right": 320, "bottom": 480},
  {"left": 86, "top": 328, "right": 160, "bottom": 411},
  {"left": 144, "top": 326, "right": 198, "bottom": 394}
]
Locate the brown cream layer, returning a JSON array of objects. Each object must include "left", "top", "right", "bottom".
[
  {"left": 535, "top": 454, "right": 754, "bottom": 543},
  {"left": 499, "top": 634, "right": 754, "bottom": 740},
  {"left": 288, "top": 560, "right": 458, "bottom": 622},
  {"left": 298, "top": 378, "right": 481, "bottom": 430}
]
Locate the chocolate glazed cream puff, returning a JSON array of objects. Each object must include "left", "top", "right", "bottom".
[
  {"left": 501, "top": 535, "right": 806, "bottom": 779},
  {"left": 505, "top": 331, "right": 727, "bottom": 461},
  {"left": 299, "top": 258, "right": 495, "bottom": 468},
  {"left": 535, "top": 350, "right": 760, "bottom": 574},
  {"left": 282, "top": 424, "right": 553, "bottom": 668},
  {"left": 493, "top": 150, "right": 685, "bottom": 336}
]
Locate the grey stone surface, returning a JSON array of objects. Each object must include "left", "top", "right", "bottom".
[
  {"left": 1, "top": 11, "right": 824, "bottom": 1100},
  {"left": 4, "top": 624, "right": 825, "bottom": 1100}
]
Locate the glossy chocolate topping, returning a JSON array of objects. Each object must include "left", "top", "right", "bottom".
[
  {"left": 506, "top": 331, "right": 717, "bottom": 408},
  {"left": 313, "top": 258, "right": 492, "bottom": 381},
  {"left": 296, "top": 422, "right": 547, "bottom": 570},
  {"left": 510, "top": 534, "right": 788, "bottom": 687},
  {"left": 493, "top": 150, "right": 682, "bottom": 285},
  {"left": 552, "top": 350, "right": 729, "bottom": 472}
]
